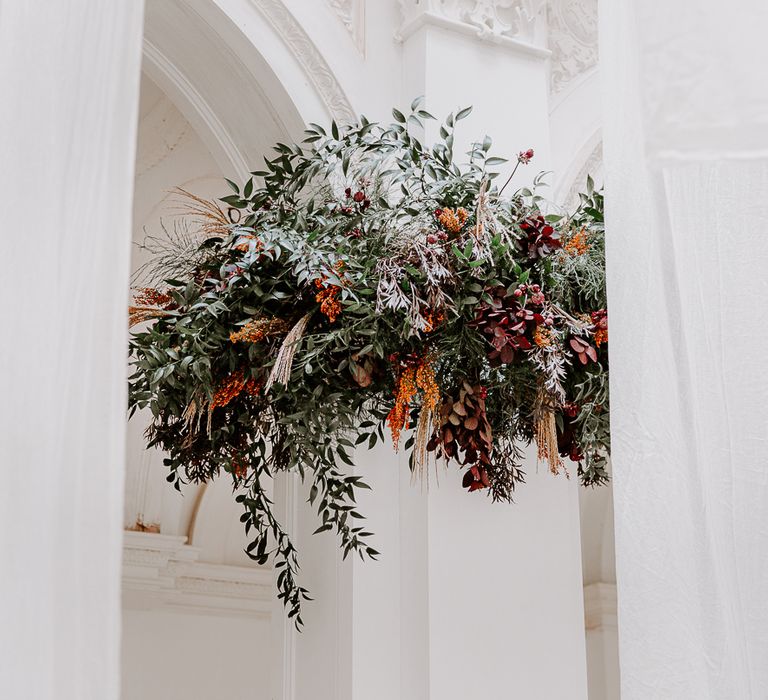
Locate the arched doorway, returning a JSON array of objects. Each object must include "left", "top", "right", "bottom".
[{"left": 122, "top": 3, "right": 349, "bottom": 697}]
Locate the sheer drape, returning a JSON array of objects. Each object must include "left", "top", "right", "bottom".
[
  {"left": 601, "top": 1, "right": 768, "bottom": 697},
  {"left": 0, "top": 2, "right": 144, "bottom": 698}
]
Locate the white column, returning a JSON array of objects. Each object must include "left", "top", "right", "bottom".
[
  {"left": 271, "top": 5, "right": 589, "bottom": 698},
  {"left": 584, "top": 583, "right": 620, "bottom": 700},
  {"left": 602, "top": 0, "right": 768, "bottom": 696},
  {"left": 0, "top": 3, "right": 145, "bottom": 699},
  {"left": 398, "top": 8, "right": 588, "bottom": 698}
]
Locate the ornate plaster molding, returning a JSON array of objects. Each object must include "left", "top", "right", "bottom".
[
  {"left": 547, "top": 0, "right": 598, "bottom": 96},
  {"left": 143, "top": 39, "right": 251, "bottom": 178},
  {"left": 397, "top": 0, "right": 549, "bottom": 56},
  {"left": 327, "top": 0, "right": 366, "bottom": 55},
  {"left": 123, "top": 531, "right": 272, "bottom": 617},
  {"left": 252, "top": 0, "right": 356, "bottom": 123}
]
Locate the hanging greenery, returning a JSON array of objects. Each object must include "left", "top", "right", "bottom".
[{"left": 128, "top": 99, "right": 609, "bottom": 626}]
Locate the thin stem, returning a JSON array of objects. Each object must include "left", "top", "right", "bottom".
[{"left": 497, "top": 159, "right": 522, "bottom": 197}]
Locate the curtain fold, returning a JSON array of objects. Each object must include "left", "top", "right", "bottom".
[
  {"left": 0, "top": 2, "right": 145, "bottom": 698},
  {"left": 601, "top": 1, "right": 768, "bottom": 697}
]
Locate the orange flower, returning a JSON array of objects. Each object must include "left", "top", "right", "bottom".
[
  {"left": 415, "top": 356, "right": 439, "bottom": 413},
  {"left": 230, "top": 317, "right": 289, "bottom": 344},
  {"left": 387, "top": 354, "right": 440, "bottom": 449},
  {"left": 133, "top": 287, "right": 173, "bottom": 307},
  {"left": 594, "top": 328, "right": 608, "bottom": 347},
  {"left": 314, "top": 262, "right": 346, "bottom": 323},
  {"left": 244, "top": 377, "right": 263, "bottom": 396},
  {"left": 564, "top": 228, "right": 589, "bottom": 256},
  {"left": 437, "top": 207, "right": 469, "bottom": 234},
  {"left": 315, "top": 282, "right": 342, "bottom": 322},
  {"left": 534, "top": 327, "right": 553, "bottom": 348},
  {"left": 211, "top": 370, "right": 247, "bottom": 409},
  {"left": 387, "top": 366, "right": 417, "bottom": 449},
  {"left": 423, "top": 309, "right": 445, "bottom": 333},
  {"left": 231, "top": 453, "right": 249, "bottom": 479}
]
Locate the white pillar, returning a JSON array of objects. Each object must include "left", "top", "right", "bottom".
[
  {"left": 0, "top": 3, "right": 145, "bottom": 699},
  {"left": 602, "top": 0, "right": 768, "bottom": 696},
  {"left": 278, "top": 5, "right": 589, "bottom": 699},
  {"left": 395, "top": 7, "right": 588, "bottom": 698},
  {"left": 271, "top": 5, "right": 589, "bottom": 698},
  {"left": 584, "top": 583, "right": 620, "bottom": 700}
]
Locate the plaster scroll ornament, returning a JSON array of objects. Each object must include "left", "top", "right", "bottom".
[
  {"left": 327, "top": 0, "right": 366, "bottom": 55},
  {"left": 547, "top": 0, "right": 598, "bottom": 95},
  {"left": 398, "top": 0, "right": 547, "bottom": 44},
  {"left": 253, "top": 0, "right": 356, "bottom": 123}
]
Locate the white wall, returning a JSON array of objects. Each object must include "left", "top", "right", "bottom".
[{"left": 122, "top": 610, "right": 271, "bottom": 700}]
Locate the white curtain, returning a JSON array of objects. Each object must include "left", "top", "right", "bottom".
[
  {"left": 601, "top": 1, "right": 768, "bottom": 697},
  {"left": 0, "top": 2, "right": 144, "bottom": 698}
]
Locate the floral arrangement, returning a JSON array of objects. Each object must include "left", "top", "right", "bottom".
[{"left": 128, "top": 100, "right": 608, "bottom": 626}]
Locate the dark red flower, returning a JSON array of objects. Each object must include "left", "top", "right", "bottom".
[
  {"left": 591, "top": 309, "right": 607, "bottom": 330},
  {"left": 518, "top": 148, "right": 534, "bottom": 164},
  {"left": 470, "top": 285, "right": 540, "bottom": 366},
  {"left": 353, "top": 191, "right": 365, "bottom": 203},
  {"left": 519, "top": 214, "right": 561, "bottom": 260}
]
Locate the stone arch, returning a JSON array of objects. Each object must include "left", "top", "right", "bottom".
[{"left": 127, "top": 0, "right": 355, "bottom": 550}]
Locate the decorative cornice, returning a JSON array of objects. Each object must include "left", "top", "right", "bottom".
[
  {"left": 583, "top": 581, "right": 617, "bottom": 631},
  {"left": 397, "top": 0, "right": 550, "bottom": 58},
  {"left": 123, "top": 531, "right": 272, "bottom": 617},
  {"left": 547, "top": 0, "right": 598, "bottom": 96},
  {"left": 327, "top": 0, "right": 366, "bottom": 55},
  {"left": 252, "top": 0, "right": 356, "bottom": 123}
]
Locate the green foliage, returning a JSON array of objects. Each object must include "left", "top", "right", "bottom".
[{"left": 128, "top": 99, "right": 609, "bottom": 627}]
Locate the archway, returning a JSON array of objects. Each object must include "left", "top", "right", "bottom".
[{"left": 122, "top": 3, "right": 346, "bottom": 698}]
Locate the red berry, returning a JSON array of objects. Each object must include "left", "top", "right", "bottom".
[{"left": 353, "top": 191, "right": 365, "bottom": 203}]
